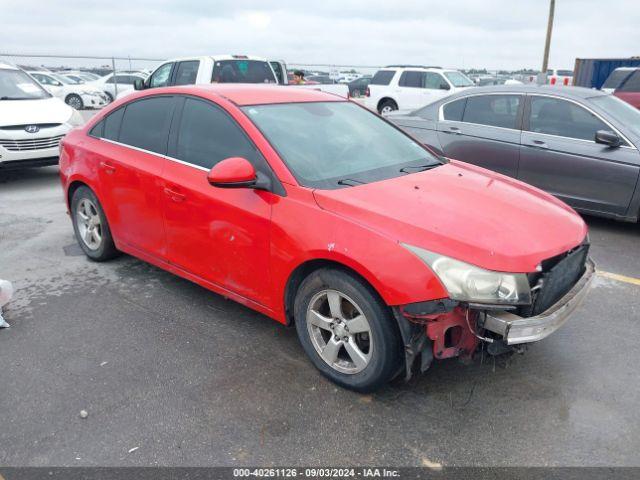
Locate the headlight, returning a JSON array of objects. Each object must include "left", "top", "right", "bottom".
[
  {"left": 66, "top": 108, "right": 84, "bottom": 127},
  {"left": 402, "top": 244, "right": 531, "bottom": 305}
]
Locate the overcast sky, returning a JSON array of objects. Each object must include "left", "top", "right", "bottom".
[{"left": 2, "top": 0, "right": 639, "bottom": 71}]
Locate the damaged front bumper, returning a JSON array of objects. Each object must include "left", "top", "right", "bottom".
[{"left": 482, "top": 258, "right": 596, "bottom": 345}]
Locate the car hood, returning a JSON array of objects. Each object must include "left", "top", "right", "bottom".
[
  {"left": 313, "top": 161, "right": 587, "bottom": 273},
  {"left": 0, "top": 97, "right": 73, "bottom": 127}
]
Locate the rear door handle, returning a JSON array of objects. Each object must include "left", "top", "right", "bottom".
[
  {"left": 163, "top": 187, "right": 186, "bottom": 202},
  {"left": 529, "top": 139, "right": 549, "bottom": 149},
  {"left": 100, "top": 161, "right": 116, "bottom": 174}
]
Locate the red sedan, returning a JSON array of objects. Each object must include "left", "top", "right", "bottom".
[{"left": 59, "top": 85, "right": 594, "bottom": 391}]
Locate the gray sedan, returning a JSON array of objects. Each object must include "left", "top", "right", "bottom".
[{"left": 387, "top": 85, "right": 640, "bottom": 222}]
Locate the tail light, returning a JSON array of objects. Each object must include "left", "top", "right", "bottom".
[
  {"left": 365, "top": 86, "right": 370, "bottom": 97},
  {"left": 563, "top": 77, "right": 569, "bottom": 86},
  {"left": 550, "top": 77, "right": 557, "bottom": 85}
]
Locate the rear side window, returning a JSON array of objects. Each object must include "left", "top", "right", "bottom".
[
  {"left": 442, "top": 98, "right": 466, "bottom": 121},
  {"left": 174, "top": 61, "right": 199, "bottom": 86},
  {"left": 528, "top": 96, "right": 607, "bottom": 141},
  {"left": 119, "top": 97, "right": 175, "bottom": 154},
  {"left": 175, "top": 98, "right": 261, "bottom": 169},
  {"left": 619, "top": 71, "right": 640, "bottom": 92},
  {"left": 103, "top": 108, "right": 124, "bottom": 140},
  {"left": 399, "top": 71, "right": 424, "bottom": 88},
  {"left": 463, "top": 95, "right": 521, "bottom": 129},
  {"left": 370, "top": 70, "right": 395, "bottom": 85}
]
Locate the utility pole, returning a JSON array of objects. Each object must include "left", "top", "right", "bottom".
[{"left": 541, "top": 0, "right": 556, "bottom": 75}]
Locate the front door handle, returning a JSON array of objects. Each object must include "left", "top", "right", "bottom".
[
  {"left": 163, "top": 187, "right": 186, "bottom": 203},
  {"left": 445, "top": 126, "right": 462, "bottom": 135},
  {"left": 100, "top": 161, "right": 116, "bottom": 174},
  {"left": 529, "top": 139, "right": 549, "bottom": 149}
]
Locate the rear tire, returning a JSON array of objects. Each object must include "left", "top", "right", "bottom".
[
  {"left": 71, "top": 186, "right": 119, "bottom": 261},
  {"left": 294, "top": 268, "right": 402, "bottom": 392},
  {"left": 378, "top": 99, "right": 398, "bottom": 115}
]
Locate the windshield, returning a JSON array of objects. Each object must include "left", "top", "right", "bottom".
[
  {"left": 444, "top": 71, "right": 474, "bottom": 87},
  {"left": 589, "top": 94, "right": 640, "bottom": 139},
  {"left": 602, "top": 70, "right": 634, "bottom": 89},
  {"left": 243, "top": 102, "right": 440, "bottom": 189},
  {"left": 0, "top": 68, "right": 50, "bottom": 100},
  {"left": 212, "top": 60, "right": 277, "bottom": 84}
]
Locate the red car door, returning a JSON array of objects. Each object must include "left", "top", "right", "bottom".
[
  {"left": 94, "top": 96, "right": 176, "bottom": 259},
  {"left": 161, "top": 96, "right": 277, "bottom": 307}
]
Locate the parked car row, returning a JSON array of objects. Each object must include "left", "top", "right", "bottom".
[{"left": 27, "top": 70, "right": 109, "bottom": 109}]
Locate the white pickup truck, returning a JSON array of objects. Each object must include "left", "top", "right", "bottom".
[{"left": 118, "top": 55, "right": 348, "bottom": 98}]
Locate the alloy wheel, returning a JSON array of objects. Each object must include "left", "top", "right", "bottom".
[
  {"left": 76, "top": 198, "right": 102, "bottom": 250},
  {"left": 306, "top": 289, "right": 373, "bottom": 374}
]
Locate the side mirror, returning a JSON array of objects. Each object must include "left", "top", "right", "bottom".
[
  {"left": 133, "top": 78, "right": 145, "bottom": 90},
  {"left": 595, "top": 130, "right": 622, "bottom": 147},
  {"left": 207, "top": 157, "right": 257, "bottom": 188},
  {"left": 439, "top": 83, "right": 451, "bottom": 91}
]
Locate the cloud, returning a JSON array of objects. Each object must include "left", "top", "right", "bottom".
[{"left": 1, "top": 0, "right": 638, "bottom": 71}]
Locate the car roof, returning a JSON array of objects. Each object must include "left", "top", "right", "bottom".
[
  {"left": 165, "top": 55, "right": 269, "bottom": 63},
  {"left": 135, "top": 84, "right": 346, "bottom": 106},
  {"left": 442, "top": 84, "right": 608, "bottom": 100}
]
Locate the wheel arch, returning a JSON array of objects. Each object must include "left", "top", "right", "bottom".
[
  {"left": 377, "top": 97, "right": 398, "bottom": 112},
  {"left": 283, "top": 258, "right": 388, "bottom": 327}
]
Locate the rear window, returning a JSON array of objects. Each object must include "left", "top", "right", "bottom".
[
  {"left": 370, "top": 70, "right": 395, "bottom": 85},
  {"left": 556, "top": 70, "right": 573, "bottom": 77},
  {"left": 618, "top": 71, "right": 640, "bottom": 92},
  {"left": 212, "top": 60, "right": 276, "bottom": 84},
  {"left": 603, "top": 69, "right": 634, "bottom": 89}
]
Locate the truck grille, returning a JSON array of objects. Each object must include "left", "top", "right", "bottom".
[
  {"left": 520, "top": 243, "right": 589, "bottom": 317},
  {"left": 0, "top": 135, "right": 65, "bottom": 152}
]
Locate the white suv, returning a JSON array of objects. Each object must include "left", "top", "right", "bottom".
[{"left": 364, "top": 66, "right": 475, "bottom": 114}]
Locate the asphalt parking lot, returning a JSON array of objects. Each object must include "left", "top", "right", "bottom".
[{"left": 1, "top": 111, "right": 640, "bottom": 467}]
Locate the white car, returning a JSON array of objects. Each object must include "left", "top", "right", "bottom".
[
  {"left": 88, "top": 72, "right": 147, "bottom": 102},
  {"left": 28, "top": 71, "right": 109, "bottom": 110},
  {"left": 118, "top": 55, "right": 349, "bottom": 100},
  {"left": 0, "top": 64, "right": 83, "bottom": 169},
  {"left": 364, "top": 66, "right": 475, "bottom": 114}
]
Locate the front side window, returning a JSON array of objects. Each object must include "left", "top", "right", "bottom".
[
  {"left": 442, "top": 98, "right": 466, "bottom": 121},
  {"left": 149, "top": 63, "right": 174, "bottom": 88},
  {"left": 31, "top": 73, "right": 58, "bottom": 86},
  {"left": 0, "top": 69, "right": 50, "bottom": 100},
  {"left": 119, "top": 97, "right": 175, "bottom": 154},
  {"left": 370, "top": 70, "right": 395, "bottom": 86},
  {"left": 174, "top": 61, "right": 199, "bottom": 86},
  {"left": 175, "top": 98, "right": 261, "bottom": 169},
  {"left": 529, "top": 96, "right": 608, "bottom": 141},
  {"left": 462, "top": 95, "right": 521, "bottom": 129},
  {"left": 243, "top": 101, "right": 440, "bottom": 189},
  {"left": 424, "top": 72, "right": 445, "bottom": 89},
  {"left": 212, "top": 60, "right": 276, "bottom": 84}
]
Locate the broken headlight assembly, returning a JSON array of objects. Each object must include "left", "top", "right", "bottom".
[{"left": 402, "top": 244, "right": 532, "bottom": 305}]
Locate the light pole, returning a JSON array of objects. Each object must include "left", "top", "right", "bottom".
[{"left": 540, "top": 0, "right": 556, "bottom": 83}]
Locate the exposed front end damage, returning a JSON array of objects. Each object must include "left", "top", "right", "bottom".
[{"left": 393, "top": 251, "right": 596, "bottom": 380}]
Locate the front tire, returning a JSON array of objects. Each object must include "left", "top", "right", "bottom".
[
  {"left": 71, "top": 186, "right": 119, "bottom": 261},
  {"left": 66, "top": 94, "right": 84, "bottom": 110},
  {"left": 294, "top": 268, "right": 401, "bottom": 392}
]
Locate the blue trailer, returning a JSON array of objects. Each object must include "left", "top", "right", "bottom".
[{"left": 573, "top": 57, "right": 640, "bottom": 89}]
